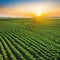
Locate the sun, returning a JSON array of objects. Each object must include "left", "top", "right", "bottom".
[
  {"left": 36, "top": 10, "right": 42, "bottom": 16},
  {"left": 36, "top": 12, "right": 41, "bottom": 16}
]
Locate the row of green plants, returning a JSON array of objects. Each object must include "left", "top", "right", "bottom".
[
  {"left": 0, "top": 32, "right": 36, "bottom": 60},
  {"left": 0, "top": 42, "right": 8, "bottom": 60},
  {"left": 4, "top": 31, "right": 40, "bottom": 59},
  {"left": 9, "top": 30, "right": 53, "bottom": 60},
  {"left": 0, "top": 33, "right": 27, "bottom": 60},
  {"left": 12, "top": 29, "right": 59, "bottom": 60},
  {"left": 0, "top": 36, "right": 16, "bottom": 60}
]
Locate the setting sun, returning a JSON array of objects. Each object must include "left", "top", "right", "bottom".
[
  {"left": 36, "top": 12, "right": 41, "bottom": 16},
  {"left": 36, "top": 10, "right": 42, "bottom": 16}
]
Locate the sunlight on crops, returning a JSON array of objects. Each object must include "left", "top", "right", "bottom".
[{"left": 33, "top": 16, "right": 53, "bottom": 25}]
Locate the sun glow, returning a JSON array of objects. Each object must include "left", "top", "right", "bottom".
[
  {"left": 36, "top": 12, "right": 41, "bottom": 16},
  {"left": 36, "top": 10, "right": 42, "bottom": 16}
]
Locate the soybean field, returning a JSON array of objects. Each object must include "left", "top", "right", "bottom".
[{"left": 0, "top": 18, "right": 60, "bottom": 60}]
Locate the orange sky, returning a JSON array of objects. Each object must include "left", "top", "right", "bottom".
[
  {"left": 0, "top": 7, "right": 34, "bottom": 16},
  {"left": 0, "top": 2, "right": 60, "bottom": 17},
  {"left": 0, "top": 8, "right": 60, "bottom": 17}
]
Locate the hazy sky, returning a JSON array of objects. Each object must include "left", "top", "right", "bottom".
[{"left": 0, "top": 0, "right": 60, "bottom": 17}]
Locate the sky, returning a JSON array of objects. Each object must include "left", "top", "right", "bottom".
[{"left": 0, "top": 0, "right": 60, "bottom": 17}]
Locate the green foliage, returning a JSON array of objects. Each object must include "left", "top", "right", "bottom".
[{"left": 0, "top": 18, "right": 60, "bottom": 60}]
